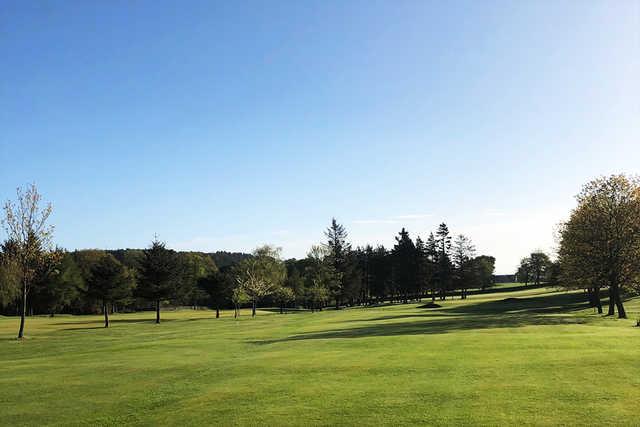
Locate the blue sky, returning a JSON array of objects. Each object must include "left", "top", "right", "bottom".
[{"left": 1, "top": 1, "right": 638, "bottom": 273}]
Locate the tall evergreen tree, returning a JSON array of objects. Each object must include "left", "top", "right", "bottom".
[
  {"left": 137, "top": 238, "right": 182, "bottom": 324},
  {"left": 86, "top": 253, "right": 133, "bottom": 327},
  {"left": 425, "top": 233, "right": 438, "bottom": 302},
  {"left": 324, "top": 218, "right": 351, "bottom": 308},
  {"left": 435, "top": 223, "right": 453, "bottom": 300},
  {"left": 415, "top": 237, "right": 428, "bottom": 300},
  {"left": 392, "top": 228, "right": 417, "bottom": 303},
  {"left": 369, "top": 245, "right": 391, "bottom": 303}
]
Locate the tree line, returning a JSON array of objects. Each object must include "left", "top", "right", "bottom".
[{"left": 0, "top": 184, "right": 496, "bottom": 338}]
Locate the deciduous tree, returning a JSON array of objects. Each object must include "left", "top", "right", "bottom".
[
  {"left": 558, "top": 174, "right": 640, "bottom": 318},
  {"left": 1, "top": 184, "right": 56, "bottom": 338}
]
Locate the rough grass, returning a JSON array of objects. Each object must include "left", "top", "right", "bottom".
[{"left": 1, "top": 286, "right": 639, "bottom": 426}]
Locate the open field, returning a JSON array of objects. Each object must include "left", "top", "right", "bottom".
[{"left": 1, "top": 285, "right": 639, "bottom": 426}]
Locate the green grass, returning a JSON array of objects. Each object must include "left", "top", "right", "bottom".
[{"left": 1, "top": 286, "right": 639, "bottom": 426}]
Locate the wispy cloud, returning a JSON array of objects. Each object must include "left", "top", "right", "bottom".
[
  {"left": 353, "top": 219, "right": 400, "bottom": 225},
  {"left": 393, "top": 214, "right": 433, "bottom": 220},
  {"left": 353, "top": 213, "right": 432, "bottom": 225}
]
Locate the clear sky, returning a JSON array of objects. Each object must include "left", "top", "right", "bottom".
[{"left": 1, "top": 1, "right": 638, "bottom": 274}]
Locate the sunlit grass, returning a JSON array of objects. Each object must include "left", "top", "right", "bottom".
[{"left": 1, "top": 286, "right": 638, "bottom": 426}]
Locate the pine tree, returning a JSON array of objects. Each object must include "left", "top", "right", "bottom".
[
  {"left": 435, "top": 223, "right": 453, "bottom": 300},
  {"left": 86, "top": 253, "right": 133, "bottom": 327},
  {"left": 324, "top": 218, "right": 351, "bottom": 308},
  {"left": 137, "top": 238, "right": 182, "bottom": 324},
  {"left": 392, "top": 228, "right": 417, "bottom": 304},
  {"left": 425, "top": 233, "right": 438, "bottom": 302}
]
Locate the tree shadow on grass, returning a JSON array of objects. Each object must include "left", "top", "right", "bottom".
[
  {"left": 54, "top": 318, "right": 183, "bottom": 331},
  {"left": 250, "top": 291, "right": 595, "bottom": 345}
]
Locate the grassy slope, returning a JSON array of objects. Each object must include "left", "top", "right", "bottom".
[{"left": 1, "top": 286, "right": 638, "bottom": 426}]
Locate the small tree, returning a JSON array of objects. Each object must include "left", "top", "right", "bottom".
[
  {"left": 529, "top": 251, "right": 551, "bottom": 286},
  {"left": 137, "top": 238, "right": 181, "bottom": 324},
  {"left": 273, "top": 286, "right": 295, "bottom": 314},
  {"left": 516, "top": 257, "right": 532, "bottom": 285},
  {"left": 198, "top": 269, "right": 233, "bottom": 318},
  {"left": 1, "top": 184, "right": 56, "bottom": 338},
  {"left": 235, "top": 245, "right": 286, "bottom": 317},
  {"left": 304, "top": 245, "right": 338, "bottom": 311},
  {"left": 86, "top": 253, "right": 133, "bottom": 327},
  {"left": 231, "top": 286, "right": 249, "bottom": 318},
  {"left": 473, "top": 255, "right": 496, "bottom": 291}
]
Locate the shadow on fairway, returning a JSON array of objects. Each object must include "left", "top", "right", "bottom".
[
  {"left": 251, "top": 291, "right": 595, "bottom": 345},
  {"left": 54, "top": 317, "right": 185, "bottom": 331}
]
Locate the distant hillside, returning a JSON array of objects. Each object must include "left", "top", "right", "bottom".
[{"left": 208, "top": 251, "right": 252, "bottom": 268}]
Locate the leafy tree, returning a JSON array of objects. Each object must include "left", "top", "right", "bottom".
[
  {"left": 198, "top": 269, "right": 233, "bottom": 318},
  {"left": 452, "top": 234, "right": 476, "bottom": 299},
  {"left": 284, "top": 263, "right": 306, "bottom": 306},
  {"left": 516, "top": 257, "right": 532, "bottom": 285},
  {"left": 36, "top": 251, "right": 84, "bottom": 316},
  {"left": 0, "top": 239, "right": 21, "bottom": 310},
  {"left": 558, "top": 174, "right": 640, "bottom": 318},
  {"left": 369, "top": 245, "right": 391, "bottom": 303},
  {"left": 179, "top": 252, "right": 217, "bottom": 308},
  {"left": 231, "top": 286, "right": 249, "bottom": 318},
  {"left": 1, "top": 184, "right": 57, "bottom": 338},
  {"left": 304, "top": 245, "right": 337, "bottom": 311},
  {"left": 235, "top": 245, "right": 286, "bottom": 317},
  {"left": 473, "top": 255, "right": 496, "bottom": 291},
  {"left": 137, "top": 238, "right": 182, "bottom": 324},
  {"left": 86, "top": 253, "right": 133, "bottom": 327},
  {"left": 529, "top": 251, "right": 551, "bottom": 286},
  {"left": 545, "top": 261, "right": 560, "bottom": 286},
  {"left": 273, "top": 286, "right": 295, "bottom": 314}
]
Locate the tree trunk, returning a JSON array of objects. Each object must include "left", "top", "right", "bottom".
[
  {"left": 17, "top": 281, "right": 27, "bottom": 339},
  {"left": 614, "top": 285, "right": 626, "bottom": 319},
  {"left": 252, "top": 300, "right": 256, "bottom": 317},
  {"left": 607, "top": 286, "right": 615, "bottom": 316},
  {"left": 155, "top": 300, "right": 160, "bottom": 324},
  {"left": 594, "top": 287, "right": 603, "bottom": 314},
  {"left": 103, "top": 300, "right": 110, "bottom": 328},
  {"left": 280, "top": 304, "right": 283, "bottom": 314},
  {"left": 215, "top": 306, "right": 220, "bottom": 318}
]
